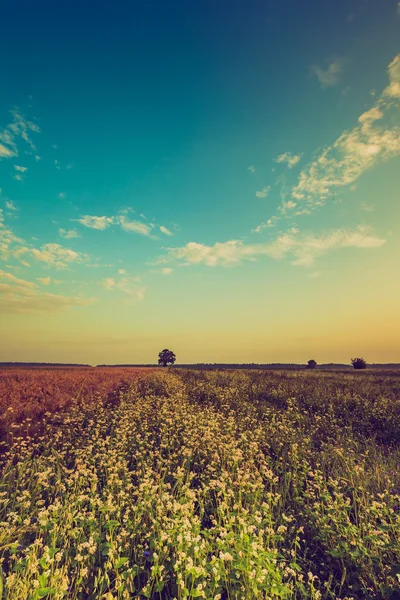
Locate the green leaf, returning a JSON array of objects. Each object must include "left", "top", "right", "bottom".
[
  {"left": 115, "top": 557, "right": 129, "bottom": 569},
  {"left": 38, "top": 588, "right": 56, "bottom": 598},
  {"left": 105, "top": 520, "right": 120, "bottom": 529}
]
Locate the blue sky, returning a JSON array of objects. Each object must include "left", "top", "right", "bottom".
[{"left": 1, "top": 0, "right": 400, "bottom": 364}]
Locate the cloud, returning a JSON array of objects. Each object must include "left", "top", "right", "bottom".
[
  {"left": 252, "top": 216, "right": 279, "bottom": 233},
  {"left": 13, "top": 165, "right": 28, "bottom": 182},
  {"left": 160, "top": 225, "right": 173, "bottom": 236},
  {"left": 0, "top": 110, "right": 40, "bottom": 160},
  {"left": 0, "top": 143, "right": 15, "bottom": 158},
  {"left": 161, "top": 267, "right": 173, "bottom": 275},
  {"left": 118, "top": 216, "right": 152, "bottom": 236},
  {"left": 248, "top": 165, "right": 256, "bottom": 173},
  {"left": 59, "top": 228, "right": 80, "bottom": 239},
  {"left": 76, "top": 212, "right": 160, "bottom": 237},
  {"left": 36, "top": 277, "right": 51, "bottom": 285},
  {"left": 58, "top": 192, "right": 66, "bottom": 199},
  {"left": 0, "top": 270, "right": 91, "bottom": 314},
  {"left": 384, "top": 54, "right": 400, "bottom": 98},
  {"left": 311, "top": 60, "right": 342, "bottom": 87},
  {"left": 77, "top": 215, "right": 114, "bottom": 230},
  {"left": 5, "top": 201, "right": 17, "bottom": 211},
  {"left": 0, "top": 269, "right": 35, "bottom": 288},
  {"left": 275, "top": 152, "right": 302, "bottom": 168},
  {"left": 360, "top": 202, "right": 375, "bottom": 212},
  {"left": 0, "top": 210, "right": 24, "bottom": 261},
  {"left": 292, "top": 54, "right": 400, "bottom": 209},
  {"left": 161, "top": 226, "right": 385, "bottom": 268},
  {"left": 21, "top": 243, "right": 88, "bottom": 269},
  {"left": 101, "top": 275, "right": 145, "bottom": 300},
  {"left": 255, "top": 186, "right": 271, "bottom": 198},
  {"left": 117, "top": 268, "right": 126, "bottom": 274}
]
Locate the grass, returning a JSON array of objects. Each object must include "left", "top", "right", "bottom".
[{"left": 0, "top": 368, "right": 399, "bottom": 599}]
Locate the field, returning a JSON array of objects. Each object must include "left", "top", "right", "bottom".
[{"left": 0, "top": 368, "right": 399, "bottom": 600}]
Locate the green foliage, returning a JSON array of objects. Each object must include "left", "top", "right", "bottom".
[{"left": 0, "top": 368, "right": 399, "bottom": 599}]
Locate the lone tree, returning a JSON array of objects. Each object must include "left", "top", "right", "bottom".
[
  {"left": 158, "top": 349, "right": 176, "bottom": 367},
  {"left": 306, "top": 359, "right": 317, "bottom": 369},
  {"left": 351, "top": 357, "right": 367, "bottom": 370}
]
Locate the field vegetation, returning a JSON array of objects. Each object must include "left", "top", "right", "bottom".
[{"left": 0, "top": 368, "right": 399, "bottom": 599}]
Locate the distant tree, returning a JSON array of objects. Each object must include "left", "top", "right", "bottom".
[
  {"left": 158, "top": 349, "right": 176, "bottom": 367},
  {"left": 306, "top": 359, "right": 317, "bottom": 369},
  {"left": 351, "top": 357, "right": 367, "bottom": 370}
]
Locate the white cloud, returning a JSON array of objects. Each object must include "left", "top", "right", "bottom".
[
  {"left": 77, "top": 215, "right": 114, "bottom": 230},
  {"left": 248, "top": 165, "right": 256, "bottom": 173},
  {"left": 384, "top": 54, "right": 400, "bottom": 98},
  {"left": 5, "top": 201, "right": 17, "bottom": 211},
  {"left": 252, "top": 216, "right": 278, "bottom": 233},
  {"left": 161, "top": 267, "right": 173, "bottom": 275},
  {"left": 162, "top": 226, "right": 385, "bottom": 268},
  {"left": 275, "top": 152, "right": 302, "bottom": 168},
  {"left": 101, "top": 275, "right": 145, "bottom": 300},
  {"left": 0, "top": 270, "right": 90, "bottom": 314},
  {"left": 59, "top": 228, "right": 80, "bottom": 239},
  {"left": 160, "top": 225, "right": 173, "bottom": 236},
  {"left": 118, "top": 216, "right": 152, "bottom": 236},
  {"left": 58, "top": 192, "right": 66, "bottom": 199},
  {"left": 27, "top": 243, "right": 88, "bottom": 269},
  {"left": 311, "top": 60, "right": 342, "bottom": 87},
  {"left": 102, "top": 277, "right": 115, "bottom": 290},
  {"left": 0, "top": 143, "right": 15, "bottom": 158},
  {"left": 0, "top": 269, "right": 35, "bottom": 288},
  {"left": 36, "top": 277, "right": 51, "bottom": 285},
  {"left": 0, "top": 210, "right": 24, "bottom": 261},
  {"left": 117, "top": 268, "right": 126, "bottom": 274},
  {"left": 255, "top": 186, "right": 271, "bottom": 198},
  {"left": 292, "top": 54, "right": 400, "bottom": 209},
  {"left": 14, "top": 165, "right": 27, "bottom": 173},
  {"left": 0, "top": 110, "right": 40, "bottom": 164}
]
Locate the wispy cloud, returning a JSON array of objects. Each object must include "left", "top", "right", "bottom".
[
  {"left": 119, "top": 216, "right": 152, "bottom": 236},
  {"left": 0, "top": 270, "right": 91, "bottom": 314},
  {"left": 77, "top": 215, "right": 114, "bottom": 230},
  {"left": 360, "top": 202, "right": 375, "bottom": 212},
  {"left": 36, "top": 277, "right": 62, "bottom": 286},
  {"left": 5, "top": 201, "right": 17, "bottom": 211},
  {"left": 12, "top": 242, "right": 88, "bottom": 269},
  {"left": 0, "top": 209, "right": 24, "bottom": 261},
  {"left": 252, "top": 216, "right": 279, "bottom": 233},
  {"left": 275, "top": 152, "right": 302, "bottom": 168},
  {"left": 160, "top": 225, "right": 173, "bottom": 236},
  {"left": 101, "top": 275, "right": 145, "bottom": 300},
  {"left": 0, "top": 110, "right": 40, "bottom": 160},
  {"left": 292, "top": 54, "right": 400, "bottom": 210},
  {"left": 59, "top": 228, "right": 80, "bottom": 239},
  {"left": 255, "top": 186, "right": 271, "bottom": 198},
  {"left": 248, "top": 165, "right": 256, "bottom": 173},
  {"left": 311, "top": 60, "right": 342, "bottom": 87},
  {"left": 76, "top": 211, "right": 162, "bottom": 237},
  {"left": 13, "top": 165, "right": 28, "bottom": 182},
  {"left": 160, "top": 226, "right": 385, "bottom": 268}
]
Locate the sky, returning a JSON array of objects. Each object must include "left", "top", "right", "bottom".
[{"left": 0, "top": 0, "right": 399, "bottom": 365}]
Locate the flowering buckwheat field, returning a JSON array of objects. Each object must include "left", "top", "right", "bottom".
[{"left": 0, "top": 368, "right": 399, "bottom": 600}]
